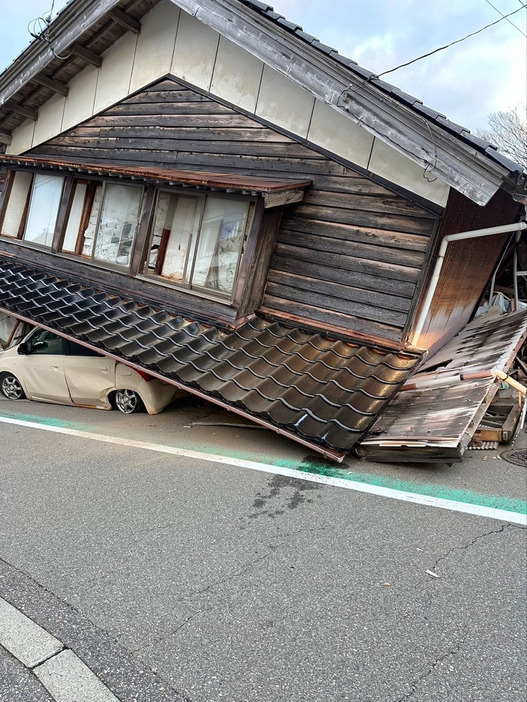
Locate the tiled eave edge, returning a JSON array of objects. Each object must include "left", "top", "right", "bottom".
[
  {"left": 0, "top": 254, "right": 422, "bottom": 463},
  {"left": 170, "top": 0, "right": 519, "bottom": 206},
  {"left": 0, "top": 304, "right": 348, "bottom": 463}
]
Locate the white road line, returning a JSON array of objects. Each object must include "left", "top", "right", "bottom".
[
  {"left": 0, "top": 597, "right": 63, "bottom": 668},
  {"left": 1, "top": 415, "right": 526, "bottom": 525}
]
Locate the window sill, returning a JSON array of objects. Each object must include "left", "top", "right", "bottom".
[{"left": 136, "top": 273, "right": 238, "bottom": 308}]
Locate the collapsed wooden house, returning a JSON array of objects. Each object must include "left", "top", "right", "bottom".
[{"left": 0, "top": 0, "right": 525, "bottom": 461}]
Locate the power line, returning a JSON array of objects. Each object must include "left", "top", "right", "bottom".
[
  {"left": 483, "top": 0, "right": 526, "bottom": 37},
  {"left": 27, "top": 0, "right": 70, "bottom": 60},
  {"left": 379, "top": 4, "right": 527, "bottom": 78}
]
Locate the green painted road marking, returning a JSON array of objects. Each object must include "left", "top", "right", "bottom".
[
  {"left": 274, "top": 459, "right": 527, "bottom": 515},
  {"left": 1, "top": 411, "right": 525, "bottom": 524}
]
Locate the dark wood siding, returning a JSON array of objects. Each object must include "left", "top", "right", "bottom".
[{"left": 29, "top": 77, "right": 440, "bottom": 343}]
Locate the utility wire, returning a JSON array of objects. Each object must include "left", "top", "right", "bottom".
[
  {"left": 379, "top": 3, "right": 527, "bottom": 77},
  {"left": 27, "top": 0, "right": 71, "bottom": 60},
  {"left": 483, "top": 0, "right": 526, "bottom": 37}
]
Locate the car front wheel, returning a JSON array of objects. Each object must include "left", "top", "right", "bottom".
[
  {"left": 114, "top": 389, "right": 143, "bottom": 414},
  {"left": 0, "top": 373, "right": 26, "bottom": 400}
]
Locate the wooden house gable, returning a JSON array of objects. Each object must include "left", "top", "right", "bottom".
[{"left": 24, "top": 76, "right": 440, "bottom": 343}]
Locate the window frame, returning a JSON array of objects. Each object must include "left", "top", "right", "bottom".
[
  {"left": 141, "top": 188, "right": 256, "bottom": 302},
  {"left": 0, "top": 167, "right": 275, "bottom": 312},
  {"left": 59, "top": 178, "right": 145, "bottom": 271},
  {"left": 22, "top": 173, "right": 66, "bottom": 248}
]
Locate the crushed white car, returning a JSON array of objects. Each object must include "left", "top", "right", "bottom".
[{"left": 0, "top": 327, "right": 180, "bottom": 414}]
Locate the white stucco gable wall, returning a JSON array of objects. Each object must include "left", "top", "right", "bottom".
[{"left": 7, "top": 0, "right": 449, "bottom": 207}]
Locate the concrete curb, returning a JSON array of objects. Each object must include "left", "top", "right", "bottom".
[
  {"left": 0, "top": 559, "right": 187, "bottom": 702},
  {"left": 1, "top": 597, "right": 119, "bottom": 701}
]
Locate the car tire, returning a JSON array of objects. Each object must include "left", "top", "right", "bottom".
[
  {"left": 114, "top": 389, "right": 143, "bottom": 414},
  {"left": 0, "top": 373, "right": 26, "bottom": 400}
]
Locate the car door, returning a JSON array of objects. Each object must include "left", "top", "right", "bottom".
[
  {"left": 62, "top": 339, "right": 116, "bottom": 409},
  {"left": 21, "top": 330, "right": 71, "bottom": 404}
]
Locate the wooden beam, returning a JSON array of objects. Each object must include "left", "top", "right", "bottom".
[
  {"left": 32, "top": 75, "right": 69, "bottom": 97},
  {"left": 70, "top": 42, "right": 102, "bottom": 67},
  {"left": 109, "top": 8, "right": 141, "bottom": 34},
  {"left": 263, "top": 187, "right": 306, "bottom": 208},
  {"left": 7, "top": 103, "right": 38, "bottom": 121}
]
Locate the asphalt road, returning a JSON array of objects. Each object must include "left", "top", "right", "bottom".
[{"left": 0, "top": 397, "right": 526, "bottom": 701}]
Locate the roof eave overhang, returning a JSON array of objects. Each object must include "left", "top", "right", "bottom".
[
  {"left": 0, "top": 0, "right": 520, "bottom": 207},
  {"left": 0, "top": 0, "right": 122, "bottom": 111},
  {"left": 0, "top": 154, "right": 311, "bottom": 205},
  {"left": 170, "top": 0, "right": 516, "bottom": 206}
]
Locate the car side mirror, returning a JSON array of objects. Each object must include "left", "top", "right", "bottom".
[
  {"left": 17, "top": 341, "right": 29, "bottom": 355},
  {"left": 31, "top": 341, "right": 48, "bottom": 352}
]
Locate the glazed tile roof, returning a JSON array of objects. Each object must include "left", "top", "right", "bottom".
[{"left": 0, "top": 256, "right": 419, "bottom": 460}]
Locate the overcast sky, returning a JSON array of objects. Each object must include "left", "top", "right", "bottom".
[{"left": 0, "top": 0, "right": 525, "bottom": 133}]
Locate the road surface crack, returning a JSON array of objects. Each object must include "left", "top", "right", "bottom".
[
  {"left": 188, "top": 552, "right": 271, "bottom": 599},
  {"left": 431, "top": 523, "right": 522, "bottom": 574},
  {"left": 395, "top": 630, "right": 468, "bottom": 701}
]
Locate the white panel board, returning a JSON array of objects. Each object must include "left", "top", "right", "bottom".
[
  {"left": 308, "top": 100, "right": 373, "bottom": 169},
  {"left": 210, "top": 37, "right": 263, "bottom": 113},
  {"left": 130, "top": 0, "right": 180, "bottom": 93},
  {"left": 32, "top": 94, "right": 66, "bottom": 146},
  {"left": 6, "top": 120, "right": 35, "bottom": 155},
  {"left": 62, "top": 66, "right": 98, "bottom": 131},
  {"left": 256, "top": 65, "right": 314, "bottom": 139},
  {"left": 171, "top": 10, "right": 219, "bottom": 90},
  {"left": 368, "top": 138, "right": 450, "bottom": 206},
  {"left": 94, "top": 32, "right": 138, "bottom": 113}
]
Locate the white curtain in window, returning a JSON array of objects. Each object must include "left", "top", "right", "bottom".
[
  {"left": 62, "top": 183, "right": 87, "bottom": 253},
  {"left": 1, "top": 171, "right": 33, "bottom": 238},
  {"left": 192, "top": 197, "right": 248, "bottom": 294},
  {"left": 94, "top": 183, "right": 142, "bottom": 267},
  {"left": 23, "top": 174, "right": 64, "bottom": 247}
]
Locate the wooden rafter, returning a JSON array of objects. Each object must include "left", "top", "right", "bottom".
[
  {"left": 7, "top": 103, "right": 38, "bottom": 121},
  {"left": 70, "top": 42, "right": 102, "bottom": 67},
  {"left": 108, "top": 8, "right": 141, "bottom": 34},
  {"left": 32, "top": 75, "right": 69, "bottom": 97}
]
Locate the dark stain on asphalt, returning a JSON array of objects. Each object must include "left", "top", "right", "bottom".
[{"left": 249, "top": 474, "right": 323, "bottom": 519}]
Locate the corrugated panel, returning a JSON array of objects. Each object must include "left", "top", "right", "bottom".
[
  {"left": 0, "top": 256, "right": 419, "bottom": 459},
  {"left": 358, "top": 310, "right": 527, "bottom": 461}
]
